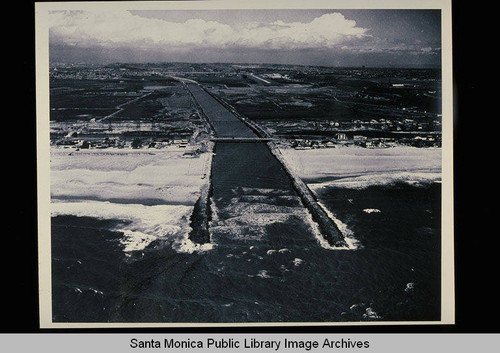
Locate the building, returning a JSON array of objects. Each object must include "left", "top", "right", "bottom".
[{"left": 335, "top": 133, "right": 347, "bottom": 141}]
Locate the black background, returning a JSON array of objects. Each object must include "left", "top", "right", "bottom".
[{"left": 4, "top": 0, "right": 497, "bottom": 334}]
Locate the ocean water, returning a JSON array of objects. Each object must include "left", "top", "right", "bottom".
[{"left": 51, "top": 144, "right": 441, "bottom": 323}]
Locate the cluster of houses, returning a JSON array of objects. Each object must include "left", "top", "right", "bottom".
[
  {"left": 308, "top": 117, "right": 440, "bottom": 132},
  {"left": 287, "top": 131, "right": 440, "bottom": 150},
  {"left": 288, "top": 133, "right": 349, "bottom": 150},
  {"left": 53, "top": 133, "right": 199, "bottom": 152}
]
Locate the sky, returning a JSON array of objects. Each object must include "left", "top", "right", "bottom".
[{"left": 48, "top": 8, "right": 441, "bottom": 68}]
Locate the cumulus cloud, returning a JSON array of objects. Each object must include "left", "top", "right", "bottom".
[{"left": 49, "top": 10, "right": 369, "bottom": 51}]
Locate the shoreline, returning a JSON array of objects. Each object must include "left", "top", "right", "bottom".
[
  {"left": 50, "top": 143, "right": 441, "bottom": 204},
  {"left": 279, "top": 144, "right": 441, "bottom": 182},
  {"left": 49, "top": 143, "right": 441, "bottom": 251}
]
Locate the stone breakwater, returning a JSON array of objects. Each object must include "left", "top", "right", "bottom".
[{"left": 266, "top": 142, "right": 346, "bottom": 248}]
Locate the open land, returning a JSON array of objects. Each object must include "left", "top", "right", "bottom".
[{"left": 48, "top": 62, "right": 442, "bottom": 323}]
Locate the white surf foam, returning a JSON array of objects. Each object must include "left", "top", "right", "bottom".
[
  {"left": 363, "top": 208, "right": 381, "bottom": 214},
  {"left": 363, "top": 307, "right": 382, "bottom": 319},
  {"left": 311, "top": 172, "right": 441, "bottom": 190},
  {"left": 209, "top": 198, "right": 306, "bottom": 242},
  {"left": 317, "top": 202, "right": 362, "bottom": 250},
  {"left": 51, "top": 201, "right": 207, "bottom": 253},
  {"left": 256, "top": 270, "right": 270, "bottom": 278},
  {"left": 239, "top": 187, "right": 292, "bottom": 196},
  {"left": 175, "top": 238, "right": 216, "bottom": 254}
]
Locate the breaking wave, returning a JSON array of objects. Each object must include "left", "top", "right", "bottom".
[
  {"left": 51, "top": 200, "right": 212, "bottom": 253},
  {"left": 317, "top": 202, "right": 362, "bottom": 250},
  {"left": 311, "top": 172, "right": 441, "bottom": 190}
]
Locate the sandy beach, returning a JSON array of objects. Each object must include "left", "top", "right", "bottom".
[
  {"left": 50, "top": 146, "right": 213, "bottom": 253},
  {"left": 50, "top": 144, "right": 441, "bottom": 252},
  {"left": 279, "top": 145, "right": 442, "bottom": 189}
]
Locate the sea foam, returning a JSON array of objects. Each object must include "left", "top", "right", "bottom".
[
  {"left": 51, "top": 201, "right": 199, "bottom": 253},
  {"left": 311, "top": 172, "right": 441, "bottom": 190},
  {"left": 363, "top": 208, "right": 381, "bottom": 214},
  {"left": 317, "top": 202, "right": 361, "bottom": 250}
]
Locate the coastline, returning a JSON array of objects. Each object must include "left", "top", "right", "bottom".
[
  {"left": 279, "top": 145, "right": 442, "bottom": 186},
  {"left": 49, "top": 143, "right": 441, "bottom": 253},
  {"left": 50, "top": 145, "right": 213, "bottom": 253}
]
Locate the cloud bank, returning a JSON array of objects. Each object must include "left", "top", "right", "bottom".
[
  {"left": 49, "top": 10, "right": 369, "bottom": 51},
  {"left": 48, "top": 10, "right": 440, "bottom": 67}
]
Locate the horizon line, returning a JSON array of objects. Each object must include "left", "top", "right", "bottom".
[{"left": 49, "top": 61, "right": 442, "bottom": 70}]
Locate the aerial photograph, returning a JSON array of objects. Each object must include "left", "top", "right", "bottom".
[{"left": 37, "top": 1, "right": 452, "bottom": 325}]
